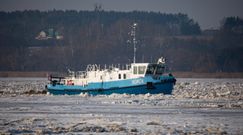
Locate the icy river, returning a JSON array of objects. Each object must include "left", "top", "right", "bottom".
[{"left": 0, "top": 78, "right": 243, "bottom": 134}]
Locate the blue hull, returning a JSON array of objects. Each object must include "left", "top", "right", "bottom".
[{"left": 47, "top": 76, "right": 176, "bottom": 95}]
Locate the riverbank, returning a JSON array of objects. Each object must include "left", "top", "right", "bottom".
[{"left": 1, "top": 71, "right": 243, "bottom": 78}]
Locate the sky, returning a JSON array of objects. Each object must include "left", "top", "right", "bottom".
[{"left": 0, "top": 0, "right": 243, "bottom": 30}]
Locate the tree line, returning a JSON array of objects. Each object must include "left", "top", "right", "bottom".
[{"left": 0, "top": 10, "right": 242, "bottom": 72}]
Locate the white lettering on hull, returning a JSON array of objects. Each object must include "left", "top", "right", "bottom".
[{"left": 132, "top": 79, "right": 144, "bottom": 85}]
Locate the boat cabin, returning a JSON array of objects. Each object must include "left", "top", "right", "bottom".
[
  {"left": 131, "top": 63, "right": 166, "bottom": 77},
  {"left": 131, "top": 63, "right": 148, "bottom": 77}
]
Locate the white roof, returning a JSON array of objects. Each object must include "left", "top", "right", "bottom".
[{"left": 131, "top": 63, "right": 149, "bottom": 66}]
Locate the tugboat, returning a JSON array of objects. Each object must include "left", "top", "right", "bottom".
[{"left": 46, "top": 23, "right": 176, "bottom": 95}]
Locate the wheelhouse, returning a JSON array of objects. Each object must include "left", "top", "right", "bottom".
[
  {"left": 146, "top": 63, "right": 165, "bottom": 75},
  {"left": 131, "top": 63, "right": 148, "bottom": 77},
  {"left": 131, "top": 62, "right": 166, "bottom": 77}
]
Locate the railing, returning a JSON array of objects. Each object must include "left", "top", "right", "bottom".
[
  {"left": 66, "top": 64, "right": 131, "bottom": 79},
  {"left": 85, "top": 64, "right": 131, "bottom": 71},
  {"left": 76, "top": 71, "right": 87, "bottom": 79}
]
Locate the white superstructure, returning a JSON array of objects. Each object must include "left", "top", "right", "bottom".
[{"left": 63, "top": 63, "right": 150, "bottom": 86}]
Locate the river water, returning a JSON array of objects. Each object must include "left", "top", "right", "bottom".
[{"left": 0, "top": 78, "right": 242, "bottom": 134}]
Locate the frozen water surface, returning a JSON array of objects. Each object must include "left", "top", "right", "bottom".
[{"left": 0, "top": 78, "right": 243, "bottom": 134}]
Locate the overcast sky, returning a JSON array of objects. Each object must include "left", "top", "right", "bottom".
[{"left": 1, "top": 0, "right": 243, "bottom": 30}]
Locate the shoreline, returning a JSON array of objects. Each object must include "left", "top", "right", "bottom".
[
  {"left": 1, "top": 71, "right": 243, "bottom": 78},
  {"left": 173, "top": 72, "right": 243, "bottom": 78},
  {"left": 0, "top": 71, "right": 49, "bottom": 78}
]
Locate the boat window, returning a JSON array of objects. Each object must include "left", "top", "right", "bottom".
[
  {"left": 146, "top": 64, "right": 155, "bottom": 74},
  {"left": 123, "top": 74, "right": 126, "bottom": 79},
  {"left": 155, "top": 65, "right": 165, "bottom": 75},
  {"left": 146, "top": 64, "right": 165, "bottom": 75},
  {"left": 133, "top": 66, "right": 138, "bottom": 74},
  {"left": 138, "top": 66, "right": 146, "bottom": 74},
  {"left": 118, "top": 74, "right": 121, "bottom": 79}
]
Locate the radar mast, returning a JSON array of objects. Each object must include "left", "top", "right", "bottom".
[{"left": 128, "top": 23, "right": 138, "bottom": 63}]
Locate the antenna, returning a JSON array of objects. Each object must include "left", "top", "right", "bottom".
[{"left": 128, "top": 23, "right": 138, "bottom": 63}]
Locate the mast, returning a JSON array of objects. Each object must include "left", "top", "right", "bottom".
[{"left": 130, "top": 23, "right": 137, "bottom": 63}]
